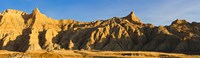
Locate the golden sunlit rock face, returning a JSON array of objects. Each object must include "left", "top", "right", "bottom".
[{"left": 0, "top": 8, "right": 200, "bottom": 54}]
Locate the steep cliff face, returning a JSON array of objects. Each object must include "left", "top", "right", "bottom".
[{"left": 0, "top": 8, "right": 199, "bottom": 53}]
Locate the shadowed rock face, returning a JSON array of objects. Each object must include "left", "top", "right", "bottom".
[{"left": 0, "top": 8, "right": 199, "bottom": 53}]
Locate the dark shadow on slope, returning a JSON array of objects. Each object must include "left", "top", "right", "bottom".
[
  {"left": 0, "top": 16, "right": 2, "bottom": 20},
  {"left": 3, "top": 28, "right": 32, "bottom": 52},
  {"left": 38, "top": 30, "right": 47, "bottom": 49},
  {"left": 21, "top": 14, "right": 30, "bottom": 24},
  {"left": 0, "top": 34, "right": 8, "bottom": 49}
]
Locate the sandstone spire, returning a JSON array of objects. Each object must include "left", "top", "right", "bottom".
[
  {"left": 125, "top": 11, "right": 142, "bottom": 24},
  {"left": 26, "top": 8, "right": 57, "bottom": 29},
  {"left": 31, "top": 7, "right": 42, "bottom": 16},
  {"left": 29, "top": 8, "right": 50, "bottom": 21}
]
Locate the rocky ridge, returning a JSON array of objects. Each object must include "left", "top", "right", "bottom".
[{"left": 0, "top": 8, "right": 199, "bottom": 54}]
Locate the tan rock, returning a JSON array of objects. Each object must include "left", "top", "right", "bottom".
[
  {"left": 124, "top": 11, "right": 142, "bottom": 24},
  {"left": 0, "top": 8, "right": 199, "bottom": 54}
]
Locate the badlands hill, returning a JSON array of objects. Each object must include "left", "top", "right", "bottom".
[{"left": 0, "top": 8, "right": 200, "bottom": 54}]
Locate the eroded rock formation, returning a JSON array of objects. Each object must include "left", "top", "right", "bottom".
[{"left": 0, "top": 8, "right": 199, "bottom": 53}]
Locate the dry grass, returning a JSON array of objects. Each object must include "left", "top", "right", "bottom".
[{"left": 0, "top": 50, "right": 199, "bottom": 58}]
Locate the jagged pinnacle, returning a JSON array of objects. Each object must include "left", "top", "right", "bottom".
[
  {"left": 125, "top": 11, "right": 142, "bottom": 24},
  {"left": 32, "top": 7, "right": 42, "bottom": 15}
]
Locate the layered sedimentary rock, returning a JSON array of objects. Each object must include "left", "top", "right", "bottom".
[{"left": 0, "top": 8, "right": 199, "bottom": 53}]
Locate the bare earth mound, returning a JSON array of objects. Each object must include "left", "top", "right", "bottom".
[{"left": 0, "top": 8, "right": 200, "bottom": 57}]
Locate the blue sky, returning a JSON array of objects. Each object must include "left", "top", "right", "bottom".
[{"left": 0, "top": 0, "right": 200, "bottom": 25}]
